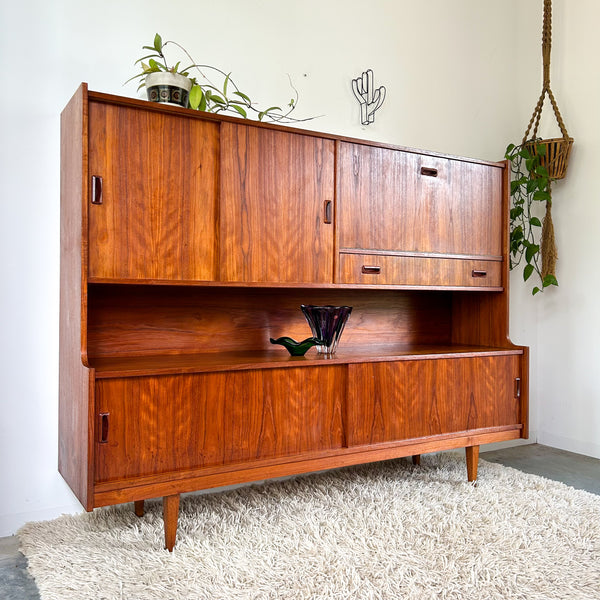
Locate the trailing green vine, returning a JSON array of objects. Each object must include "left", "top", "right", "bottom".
[
  {"left": 127, "top": 33, "right": 316, "bottom": 123},
  {"left": 505, "top": 142, "right": 558, "bottom": 295}
]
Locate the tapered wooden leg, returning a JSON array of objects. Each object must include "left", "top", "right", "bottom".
[
  {"left": 465, "top": 445, "right": 480, "bottom": 482},
  {"left": 134, "top": 500, "right": 145, "bottom": 517},
  {"left": 163, "top": 494, "right": 180, "bottom": 552},
  {"left": 412, "top": 454, "right": 421, "bottom": 466}
]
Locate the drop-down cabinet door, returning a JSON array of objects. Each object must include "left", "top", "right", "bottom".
[
  {"left": 88, "top": 102, "right": 219, "bottom": 281},
  {"left": 219, "top": 123, "right": 335, "bottom": 284},
  {"left": 336, "top": 142, "right": 504, "bottom": 287}
]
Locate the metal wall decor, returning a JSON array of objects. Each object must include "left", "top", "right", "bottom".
[{"left": 352, "top": 69, "right": 386, "bottom": 125}]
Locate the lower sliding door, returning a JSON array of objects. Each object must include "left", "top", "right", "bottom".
[
  {"left": 346, "top": 355, "right": 521, "bottom": 446},
  {"left": 94, "top": 365, "right": 346, "bottom": 483}
]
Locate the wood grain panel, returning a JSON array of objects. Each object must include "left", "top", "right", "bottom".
[
  {"left": 449, "top": 159, "right": 503, "bottom": 257},
  {"left": 87, "top": 285, "right": 452, "bottom": 357},
  {"left": 88, "top": 102, "right": 219, "bottom": 280},
  {"left": 337, "top": 142, "right": 503, "bottom": 257},
  {"left": 337, "top": 142, "right": 421, "bottom": 252},
  {"left": 58, "top": 83, "right": 94, "bottom": 510},
  {"left": 94, "top": 366, "right": 345, "bottom": 482},
  {"left": 338, "top": 253, "right": 502, "bottom": 287},
  {"left": 220, "top": 123, "right": 334, "bottom": 283},
  {"left": 346, "top": 356, "right": 521, "bottom": 446}
]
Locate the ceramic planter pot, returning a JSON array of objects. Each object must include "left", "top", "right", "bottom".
[{"left": 145, "top": 72, "right": 193, "bottom": 108}]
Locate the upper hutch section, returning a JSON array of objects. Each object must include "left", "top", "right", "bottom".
[{"left": 69, "top": 83, "right": 507, "bottom": 291}]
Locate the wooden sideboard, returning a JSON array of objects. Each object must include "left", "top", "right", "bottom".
[{"left": 59, "top": 83, "right": 528, "bottom": 551}]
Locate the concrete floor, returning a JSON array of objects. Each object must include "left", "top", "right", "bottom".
[
  {"left": 0, "top": 536, "right": 39, "bottom": 600},
  {"left": 2, "top": 443, "right": 599, "bottom": 599}
]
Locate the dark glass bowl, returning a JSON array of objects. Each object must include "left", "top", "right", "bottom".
[{"left": 300, "top": 305, "right": 352, "bottom": 354}]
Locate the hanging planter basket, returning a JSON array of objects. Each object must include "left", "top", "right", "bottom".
[{"left": 525, "top": 136, "right": 573, "bottom": 181}]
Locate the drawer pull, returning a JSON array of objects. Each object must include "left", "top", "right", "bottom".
[
  {"left": 323, "top": 200, "right": 332, "bottom": 224},
  {"left": 91, "top": 175, "right": 103, "bottom": 205},
  {"left": 472, "top": 270, "right": 487, "bottom": 278},
  {"left": 99, "top": 413, "right": 109, "bottom": 443},
  {"left": 420, "top": 167, "right": 438, "bottom": 177},
  {"left": 515, "top": 377, "right": 521, "bottom": 399},
  {"left": 362, "top": 265, "right": 381, "bottom": 274}
]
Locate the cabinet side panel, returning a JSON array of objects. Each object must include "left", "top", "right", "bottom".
[{"left": 59, "top": 84, "right": 93, "bottom": 510}]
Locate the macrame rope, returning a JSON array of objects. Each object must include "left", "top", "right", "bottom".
[
  {"left": 541, "top": 192, "right": 558, "bottom": 280},
  {"left": 522, "top": 0, "right": 570, "bottom": 144}
]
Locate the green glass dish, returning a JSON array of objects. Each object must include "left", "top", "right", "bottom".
[{"left": 269, "top": 336, "right": 322, "bottom": 356}]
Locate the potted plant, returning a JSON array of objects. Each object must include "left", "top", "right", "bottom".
[
  {"left": 505, "top": 141, "right": 558, "bottom": 295},
  {"left": 505, "top": 0, "right": 574, "bottom": 296},
  {"left": 127, "top": 33, "right": 315, "bottom": 123},
  {"left": 125, "top": 34, "right": 195, "bottom": 108}
]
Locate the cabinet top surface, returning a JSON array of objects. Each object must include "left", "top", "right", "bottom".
[
  {"left": 74, "top": 83, "right": 505, "bottom": 169},
  {"left": 90, "top": 344, "right": 524, "bottom": 378}
]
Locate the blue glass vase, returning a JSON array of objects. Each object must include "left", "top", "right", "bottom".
[{"left": 300, "top": 305, "right": 352, "bottom": 354}]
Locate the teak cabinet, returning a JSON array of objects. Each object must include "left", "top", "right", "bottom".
[{"left": 60, "top": 83, "right": 528, "bottom": 551}]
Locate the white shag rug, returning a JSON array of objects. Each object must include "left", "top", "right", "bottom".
[{"left": 19, "top": 454, "right": 600, "bottom": 600}]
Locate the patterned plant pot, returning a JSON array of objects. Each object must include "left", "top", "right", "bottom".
[{"left": 145, "top": 72, "right": 192, "bottom": 108}]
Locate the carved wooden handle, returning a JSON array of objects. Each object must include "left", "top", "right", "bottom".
[
  {"left": 362, "top": 265, "right": 381, "bottom": 274},
  {"left": 99, "top": 413, "right": 109, "bottom": 443},
  {"left": 420, "top": 167, "right": 438, "bottom": 177},
  {"left": 91, "top": 175, "right": 103, "bottom": 205},
  {"left": 472, "top": 270, "right": 487, "bottom": 278},
  {"left": 515, "top": 378, "right": 521, "bottom": 399},
  {"left": 323, "top": 200, "right": 332, "bottom": 224}
]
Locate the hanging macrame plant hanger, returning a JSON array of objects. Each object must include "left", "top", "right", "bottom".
[
  {"left": 522, "top": 0, "right": 573, "bottom": 280},
  {"left": 522, "top": 0, "right": 573, "bottom": 178}
]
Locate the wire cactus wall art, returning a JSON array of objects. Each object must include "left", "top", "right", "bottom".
[{"left": 352, "top": 70, "right": 386, "bottom": 125}]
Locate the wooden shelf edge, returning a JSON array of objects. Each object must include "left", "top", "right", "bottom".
[
  {"left": 92, "top": 426, "right": 522, "bottom": 507},
  {"left": 339, "top": 248, "right": 504, "bottom": 262},
  {"left": 88, "top": 277, "right": 503, "bottom": 292},
  {"left": 90, "top": 346, "right": 524, "bottom": 378}
]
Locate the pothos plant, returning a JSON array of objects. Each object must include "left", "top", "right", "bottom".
[
  {"left": 505, "top": 141, "right": 558, "bottom": 295},
  {"left": 127, "top": 33, "right": 314, "bottom": 123}
]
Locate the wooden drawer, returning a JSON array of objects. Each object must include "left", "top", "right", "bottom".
[
  {"left": 346, "top": 355, "right": 521, "bottom": 447},
  {"left": 338, "top": 253, "right": 502, "bottom": 287},
  {"left": 94, "top": 366, "right": 345, "bottom": 483}
]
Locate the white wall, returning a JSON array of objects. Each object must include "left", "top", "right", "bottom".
[
  {"left": 4, "top": 0, "right": 589, "bottom": 537},
  {"left": 521, "top": 0, "right": 600, "bottom": 458}
]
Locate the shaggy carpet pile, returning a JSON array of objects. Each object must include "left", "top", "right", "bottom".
[{"left": 19, "top": 454, "right": 600, "bottom": 600}]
